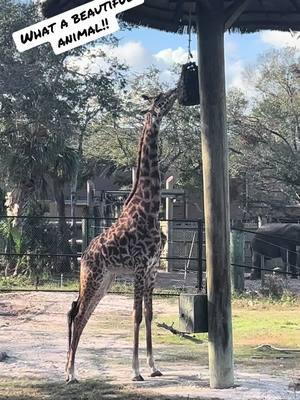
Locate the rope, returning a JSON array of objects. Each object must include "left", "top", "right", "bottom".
[{"left": 187, "top": 6, "right": 193, "bottom": 61}]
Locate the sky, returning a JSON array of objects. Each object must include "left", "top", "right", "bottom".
[
  {"left": 19, "top": 0, "right": 300, "bottom": 90},
  {"left": 107, "top": 27, "right": 300, "bottom": 91}
]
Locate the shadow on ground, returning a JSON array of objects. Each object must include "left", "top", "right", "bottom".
[{"left": 0, "top": 378, "right": 217, "bottom": 400}]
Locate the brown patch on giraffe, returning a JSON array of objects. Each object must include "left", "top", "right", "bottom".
[
  {"left": 138, "top": 209, "right": 147, "bottom": 220},
  {"left": 150, "top": 170, "right": 160, "bottom": 179},
  {"left": 143, "top": 159, "right": 150, "bottom": 170},
  {"left": 119, "top": 236, "right": 128, "bottom": 246},
  {"left": 147, "top": 215, "right": 155, "bottom": 229},
  {"left": 142, "top": 202, "right": 150, "bottom": 213},
  {"left": 143, "top": 190, "right": 150, "bottom": 200},
  {"left": 151, "top": 201, "right": 160, "bottom": 213},
  {"left": 150, "top": 186, "right": 160, "bottom": 197}
]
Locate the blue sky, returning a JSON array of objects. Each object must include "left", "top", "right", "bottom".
[
  {"left": 109, "top": 27, "right": 299, "bottom": 90},
  {"left": 117, "top": 28, "right": 265, "bottom": 62}
]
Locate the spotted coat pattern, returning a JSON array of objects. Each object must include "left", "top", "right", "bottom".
[{"left": 65, "top": 89, "right": 178, "bottom": 383}]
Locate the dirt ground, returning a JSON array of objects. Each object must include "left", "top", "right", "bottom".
[{"left": 0, "top": 291, "right": 299, "bottom": 400}]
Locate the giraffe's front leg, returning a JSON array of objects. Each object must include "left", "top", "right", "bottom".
[
  {"left": 132, "top": 275, "right": 144, "bottom": 381},
  {"left": 144, "top": 271, "right": 162, "bottom": 377}
]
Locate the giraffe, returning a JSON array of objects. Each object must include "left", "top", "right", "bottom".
[{"left": 66, "top": 88, "right": 178, "bottom": 383}]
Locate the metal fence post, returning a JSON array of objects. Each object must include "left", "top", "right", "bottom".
[
  {"left": 86, "top": 217, "right": 89, "bottom": 247},
  {"left": 197, "top": 219, "right": 203, "bottom": 292},
  {"left": 230, "top": 229, "right": 245, "bottom": 293},
  {"left": 82, "top": 218, "right": 88, "bottom": 252},
  {"left": 286, "top": 249, "right": 290, "bottom": 279},
  {"left": 261, "top": 255, "right": 265, "bottom": 287}
]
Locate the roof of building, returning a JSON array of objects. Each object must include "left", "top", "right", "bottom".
[{"left": 43, "top": 0, "right": 300, "bottom": 33}]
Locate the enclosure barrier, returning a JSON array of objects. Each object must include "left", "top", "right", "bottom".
[{"left": 0, "top": 215, "right": 299, "bottom": 292}]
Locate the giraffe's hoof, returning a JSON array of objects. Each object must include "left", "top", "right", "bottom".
[
  {"left": 132, "top": 374, "right": 144, "bottom": 381},
  {"left": 150, "top": 370, "right": 163, "bottom": 377},
  {"left": 66, "top": 378, "right": 79, "bottom": 385}
]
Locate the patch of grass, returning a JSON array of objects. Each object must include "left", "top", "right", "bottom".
[
  {"left": 0, "top": 276, "right": 79, "bottom": 291},
  {"left": 232, "top": 291, "right": 299, "bottom": 307},
  {"left": 0, "top": 378, "right": 199, "bottom": 400},
  {"left": 235, "top": 308, "right": 299, "bottom": 348},
  {"left": 151, "top": 297, "right": 300, "bottom": 349},
  {"left": 0, "top": 276, "right": 33, "bottom": 289},
  {"left": 0, "top": 278, "right": 183, "bottom": 295}
]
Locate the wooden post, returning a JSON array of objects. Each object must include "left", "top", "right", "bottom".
[
  {"left": 230, "top": 229, "right": 245, "bottom": 293},
  {"left": 196, "top": 2, "right": 234, "bottom": 388}
]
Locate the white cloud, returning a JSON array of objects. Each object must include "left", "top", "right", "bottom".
[
  {"left": 104, "top": 41, "right": 152, "bottom": 70},
  {"left": 67, "top": 39, "right": 249, "bottom": 90},
  {"left": 66, "top": 41, "right": 153, "bottom": 75},
  {"left": 260, "top": 31, "right": 300, "bottom": 50},
  {"left": 225, "top": 36, "right": 238, "bottom": 54},
  {"left": 226, "top": 59, "right": 246, "bottom": 90},
  {"left": 154, "top": 47, "right": 197, "bottom": 65}
]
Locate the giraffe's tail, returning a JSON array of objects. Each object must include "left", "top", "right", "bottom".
[{"left": 67, "top": 299, "right": 79, "bottom": 351}]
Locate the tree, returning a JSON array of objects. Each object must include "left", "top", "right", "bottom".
[
  {"left": 0, "top": 0, "right": 126, "bottom": 214},
  {"left": 0, "top": 0, "right": 127, "bottom": 273},
  {"left": 228, "top": 48, "right": 300, "bottom": 217},
  {"left": 84, "top": 67, "right": 203, "bottom": 193}
]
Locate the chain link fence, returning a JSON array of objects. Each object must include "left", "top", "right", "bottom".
[{"left": 0, "top": 215, "right": 203, "bottom": 291}]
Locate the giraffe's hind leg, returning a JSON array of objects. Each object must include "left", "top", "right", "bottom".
[{"left": 66, "top": 268, "right": 115, "bottom": 383}]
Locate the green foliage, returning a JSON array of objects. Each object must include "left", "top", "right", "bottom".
[
  {"left": 228, "top": 48, "right": 300, "bottom": 214},
  {"left": 84, "top": 67, "right": 202, "bottom": 192},
  {"left": 0, "top": 0, "right": 127, "bottom": 217}
]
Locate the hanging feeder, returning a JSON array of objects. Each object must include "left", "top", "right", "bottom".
[
  {"left": 177, "top": 9, "right": 200, "bottom": 107},
  {"left": 178, "top": 61, "right": 200, "bottom": 106}
]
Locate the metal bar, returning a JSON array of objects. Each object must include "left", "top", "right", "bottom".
[
  {"left": 0, "top": 252, "right": 80, "bottom": 257},
  {"left": 184, "top": 231, "right": 197, "bottom": 280},
  {"left": 197, "top": 219, "right": 203, "bottom": 291},
  {"left": 0, "top": 215, "right": 201, "bottom": 225},
  {"left": 0, "top": 288, "right": 180, "bottom": 297}
]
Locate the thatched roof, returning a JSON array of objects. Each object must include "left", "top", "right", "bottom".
[{"left": 43, "top": 0, "right": 300, "bottom": 33}]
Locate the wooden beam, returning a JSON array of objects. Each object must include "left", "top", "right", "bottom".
[
  {"left": 224, "top": 0, "right": 251, "bottom": 30},
  {"left": 196, "top": 1, "right": 234, "bottom": 389}
]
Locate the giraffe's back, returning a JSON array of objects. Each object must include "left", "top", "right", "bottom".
[{"left": 81, "top": 215, "right": 161, "bottom": 275}]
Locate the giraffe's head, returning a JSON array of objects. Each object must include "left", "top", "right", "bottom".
[{"left": 143, "top": 88, "right": 177, "bottom": 122}]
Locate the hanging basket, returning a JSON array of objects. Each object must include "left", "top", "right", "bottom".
[{"left": 178, "top": 62, "right": 200, "bottom": 106}]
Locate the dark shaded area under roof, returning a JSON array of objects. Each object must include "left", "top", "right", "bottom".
[{"left": 43, "top": 0, "right": 300, "bottom": 33}]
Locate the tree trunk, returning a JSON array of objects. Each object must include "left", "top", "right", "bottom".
[
  {"left": 70, "top": 166, "right": 79, "bottom": 271},
  {"left": 53, "top": 179, "right": 72, "bottom": 274}
]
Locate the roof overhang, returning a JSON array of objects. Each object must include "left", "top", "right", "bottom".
[{"left": 42, "top": 0, "right": 300, "bottom": 33}]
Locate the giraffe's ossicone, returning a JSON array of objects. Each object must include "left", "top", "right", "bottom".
[{"left": 65, "top": 88, "right": 178, "bottom": 383}]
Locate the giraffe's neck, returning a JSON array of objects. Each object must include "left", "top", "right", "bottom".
[{"left": 125, "top": 112, "right": 161, "bottom": 214}]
